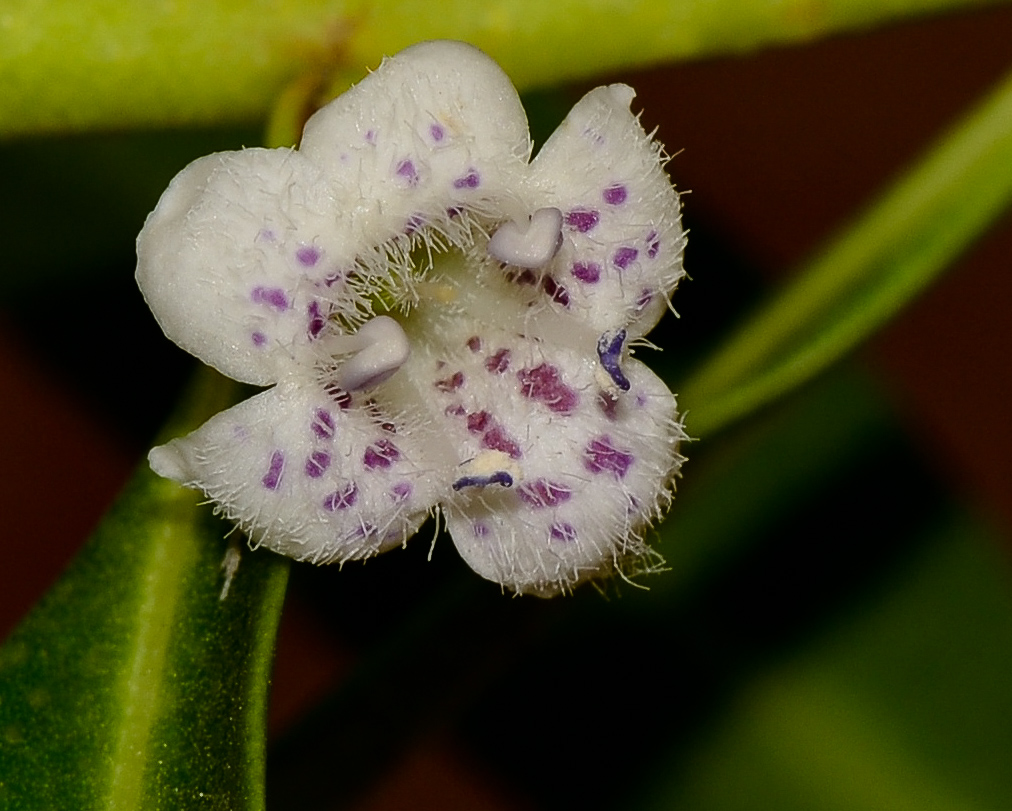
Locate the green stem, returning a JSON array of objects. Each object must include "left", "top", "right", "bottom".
[
  {"left": 2, "top": 0, "right": 1009, "bottom": 137},
  {"left": 680, "top": 62, "right": 1012, "bottom": 438}
]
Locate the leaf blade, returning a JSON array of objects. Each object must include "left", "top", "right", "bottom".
[
  {"left": 0, "top": 370, "right": 289, "bottom": 811},
  {"left": 680, "top": 63, "right": 1012, "bottom": 437}
]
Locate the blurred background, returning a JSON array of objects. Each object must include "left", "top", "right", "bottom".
[{"left": 2, "top": 4, "right": 1012, "bottom": 809}]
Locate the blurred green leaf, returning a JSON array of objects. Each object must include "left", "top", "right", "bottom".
[
  {"left": 637, "top": 511, "right": 1012, "bottom": 811},
  {"left": 681, "top": 63, "right": 1012, "bottom": 437},
  {"left": 3, "top": 0, "right": 1010, "bottom": 137},
  {"left": 0, "top": 369, "right": 289, "bottom": 811}
]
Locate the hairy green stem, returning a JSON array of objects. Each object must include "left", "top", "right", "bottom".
[{"left": 2, "top": 0, "right": 1009, "bottom": 137}]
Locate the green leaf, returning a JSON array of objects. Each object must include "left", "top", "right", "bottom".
[
  {"left": 680, "top": 63, "right": 1012, "bottom": 438},
  {"left": 2, "top": 0, "right": 1009, "bottom": 137},
  {"left": 0, "top": 369, "right": 289, "bottom": 811},
  {"left": 635, "top": 511, "right": 1012, "bottom": 811}
]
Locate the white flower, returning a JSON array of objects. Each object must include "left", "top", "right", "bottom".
[{"left": 136, "top": 40, "right": 686, "bottom": 597}]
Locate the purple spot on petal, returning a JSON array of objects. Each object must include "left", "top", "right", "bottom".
[
  {"left": 324, "top": 384, "right": 352, "bottom": 409},
  {"left": 635, "top": 288, "right": 654, "bottom": 311},
  {"left": 550, "top": 522, "right": 577, "bottom": 542},
  {"left": 603, "top": 184, "right": 628, "bottom": 205},
  {"left": 296, "top": 246, "right": 320, "bottom": 267},
  {"left": 466, "top": 335, "right": 482, "bottom": 353},
  {"left": 391, "top": 481, "right": 413, "bottom": 502},
  {"left": 305, "top": 450, "right": 331, "bottom": 478},
  {"left": 597, "top": 391, "right": 620, "bottom": 421},
  {"left": 453, "top": 171, "right": 480, "bottom": 189},
  {"left": 517, "top": 364, "right": 579, "bottom": 414},
  {"left": 473, "top": 522, "right": 489, "bottom": 537},
  {"left": 396, "top": 159, "right": 418, "bottom": 186},
  {"left": 435, "top": 371, "right": 465, "bottom": 393},
  {"left": 514, "top": 269, "right": 537, "bottom": 286},
  {"left": 584, "top": 436, "right": 634, "bottom": 478},
  {"left": 312, "top": 408, "right": 336, "bottom": 439},
  {"left": 251, "top": 331, "right": 267, "bottom": 347},
  {"left": 364, "top": 438, "right": 401, "bottom": 470},
  {"left": 646, "top": 230, "right": 660, "bottom": 258},
  {"left": 482, "top": 425, "right": 521, "bottom": 459},
  {"left": 613, "top": 247, "right": 639, "bottom": 270},
  {"left": 430, "top": 123, "right": 445, "bottom": 142},
  {"left": 485, "top": 348, "right": 511, "bottom": 374},
  {"left": 323, "top": 482, "right": 358, "bottom": 511},
  {"left": 405, "top": 213, "right": 426, "bottom": 234},
  {"left": 571, "top": 261, "right": 602, "bottom": 284},
  {"left": 365, "top": 129, "right": 376, "bottom": 144},
  {"left": 308, "top": 300, "right": 326, "bottom": 340},
  {"left": 466, "top": 411, "right": 490, "bottom": 434},
  {"left": 444, "top": 404, "right": 466, "bottom": 417},
  {"left": 542, "top": 276, "right": 570, "bottom": 307},
  {"left": 565, "top": 209, "right": 599, "bottom": 233},
  {"left": 518, "top": 479, "right": 572, "bottom": 509},
  {"left": 262, "top": 451, "right": 284, "bottom": 491},
  {"left": 251, "top": 286, "right": 289, "bottom": 311}
]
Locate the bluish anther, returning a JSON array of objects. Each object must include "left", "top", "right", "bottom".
[
  {"left": 452, "top": 471, "right": 515, "bottom": 491},
  {"left": 597, "top": 329, "right": 630, "bottom": 391}
]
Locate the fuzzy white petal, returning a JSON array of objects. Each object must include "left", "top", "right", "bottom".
[
  {"left": 136, "top": 148, "right": 348, "bottom": 386},
  {"left": 528, "top": 84, "right": 685, "bottom": 339},
  {"left": 300, "top": 40, "right": 533, "bottom": 243},
  {"left": 441, "top": 353, "right": 683, "bottom": 597},
  {"left": 150, "top": 379, "right": 445, "bottom": 562}
]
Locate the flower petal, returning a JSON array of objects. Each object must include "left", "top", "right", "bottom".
[
  {"left": 401, "top": 303, "right": 683, "bottom": 596},
  {"left": 299, "top": 40, "right": 533, "bottom": 246},
  {"left": 136, "top": 147, "right": 363, "bottom": 386},
  {"left": 528, "top": 84, "right": 686, "bottom": 339},
  {"left": 148, "top": 379, "right": 445, "bottom": 563}
]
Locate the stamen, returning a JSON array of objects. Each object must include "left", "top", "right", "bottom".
[
  {"left": 597, "top": 329, "right": 631, "bottom": 392},
  {"left": 488, "top": 207, "right": 564, "bottom": 269},
  {"left": 452, "top": 471, "right": 514, "bottom": 491},
  {"left": 326, "top": 315, "right": 411, "bottom": 391}
]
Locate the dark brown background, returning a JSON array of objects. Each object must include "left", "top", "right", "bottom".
[{"left": 2, "top": 6, "right": 1011, "bottom": 808}]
